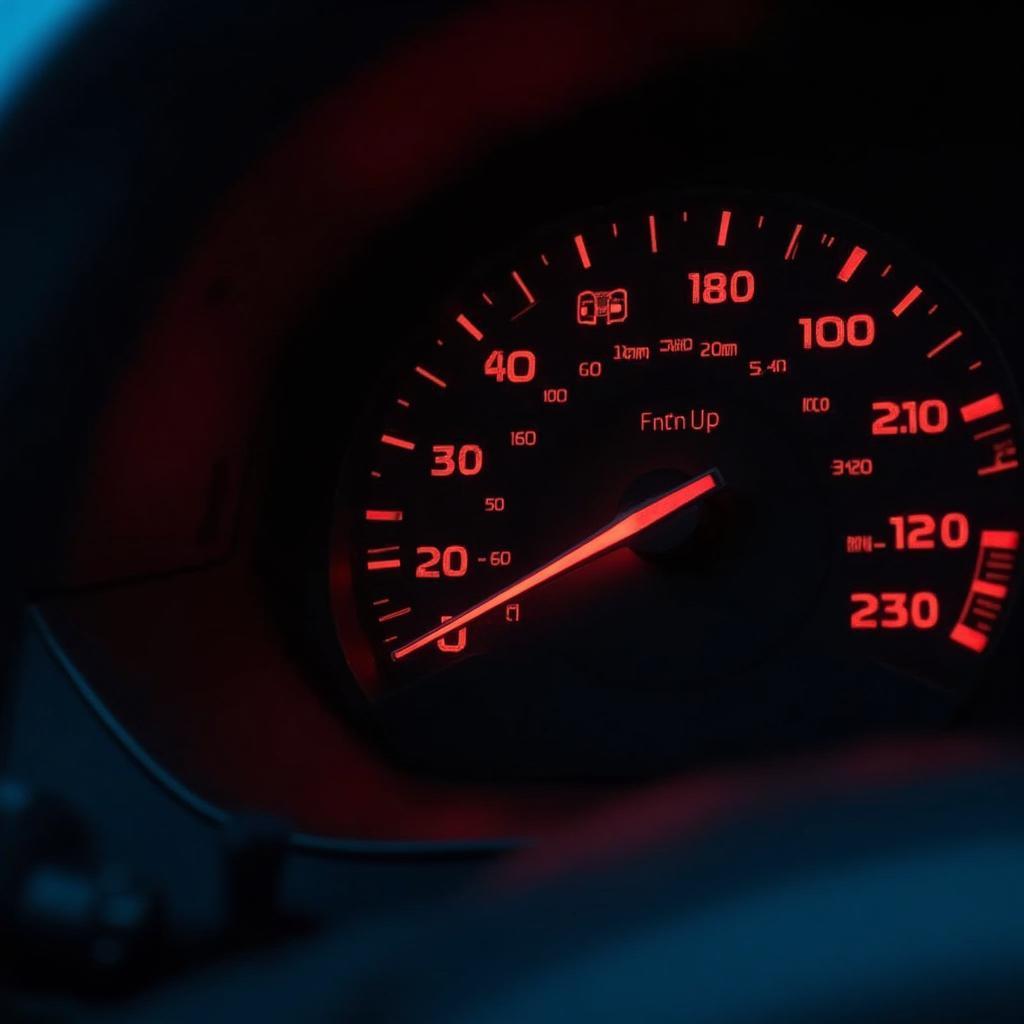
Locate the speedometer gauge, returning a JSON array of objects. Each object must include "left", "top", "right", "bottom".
[{"left": 329, "top": 193, "right": 1023, "bottom": 776}]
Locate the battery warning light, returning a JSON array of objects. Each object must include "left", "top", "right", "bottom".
[{"left": 577, "top": 288, "right": 628, "bottom": 325}]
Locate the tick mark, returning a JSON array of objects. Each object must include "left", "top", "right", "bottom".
[
  {"left": 981, "top": 530, "right": 1020, "bottom": 550},
  {"left": 378, "top": 606, "right": 412, "bottom": 623},
  {"left": 926, "top": 330, "right": 962, "bottom": 359},
  {"left": 960, "top": 393, "right": 1004, "bottom": 423},
  {"left": 837, "top": 245, "right": 867, "bottom": 282},
  {"left": 950, "top": 623, "right": 988, "bottom": 653},
  {"left": 892, "top": 285, "right": 923, "bottom": 317},
  {"left": 367, "top": 559, "right": 401, "bottom": 571},
  {"left": 511, "top": 270, "right": 536, "bottom": 305},
  {"left": 574, "top": 234, "right": 591, "bottom": 269},
  {"left": 415, "top": 365, "right": 447, "bottom": 388},
  {"left": 716, "top": 209, "right": 732, "bottom": 247},
  {"left": 972, "top": 423, "right": 1010, "bottom": 441},
  {"left": 784, "top": 224, "right": 803, "bottom": 261},
  {"left": 456, "top": 313, "right": 484, "bottom": 340}
]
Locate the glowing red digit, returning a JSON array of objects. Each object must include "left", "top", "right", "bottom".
[
  {"left": 484, "top": 349, "right": 536, "bottom": 383},
  {"left": 431, "top": 445, "right": 455, "bottom": 476},
  {"left": 940, "top": 513, "right": 969, "bottom": 548},
  {"left": 871, "top": 402, "right": 900, "bottom": 435},
  {"left": 880, "top": 592, "right": 910, "bottom": 628},
  {"left": 457, "top": 444, "right": 483, "bottom": 475},
  {"left": 909, "top": 592, "right": 940, "bottom": 628},
  {"left": 436, "top": 616, "right": 467, "bottom": 653},
  {"left": 850, "top": 593, "right": 879, "bottom": 629},
  {"left": 917, "top": 399, "right": 948, "bottom": 433},
  {"left": 416, "top": 546, "right": 441, "bottom": 578}
]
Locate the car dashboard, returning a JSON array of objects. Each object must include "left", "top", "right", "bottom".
[{"left": 2, "top": 2, "right": 1024, "bottom": 1019}]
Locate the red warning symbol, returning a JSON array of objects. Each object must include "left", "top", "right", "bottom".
[{"left": 577, "top": 288, "right": 628, "bottom": 325}]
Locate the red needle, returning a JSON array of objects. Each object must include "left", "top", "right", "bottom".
[{"left": 391, "top": 468, "right": 723, "bottom": 661}]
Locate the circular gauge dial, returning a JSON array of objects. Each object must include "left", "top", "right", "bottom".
[{"left": 330, "top": 194, "right": 1022, "bottom": 769}]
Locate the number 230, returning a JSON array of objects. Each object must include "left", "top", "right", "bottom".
[{"left": 850, "top": 591, "right": 939, "bottom": 629}]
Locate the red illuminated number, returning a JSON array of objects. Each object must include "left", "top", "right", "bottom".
[
  {"left": 484, "top": 497, "right": 505, "bottom": 512},
  {"left": 899, "top": 592, "right": 939, "bottom": 629},
  {"left": 416, "top": 545, "right": 469, "bottom": 578},
  {"left": 457, "top": 446, "right": 483, "bottom": 474},
  {"left": 510, "top": 430, "right": 537, "bottom": 447},
  {"left": 688, "top": 271, "right": 755, "bottom": 304},
  {"left": 700, "top": 340, "right": 739, "bottom": 358},
  {"left": 940, "top": 515, "right": 969, "bottom": 547},
  {"left": 799, "top": 315, "right": 875, "bottom": 350},
  {"left": 578, "top": 361, "right": 603, "bottom": 377},
  {"left": 850, "top": 593, "right": 879, "bottom": 629},
  {"left": 437, "top": 616, "right": 467, "bottom": 653},
  {"left": 505, "top": 351, "right": 535, "bottom": 382},
  {"left": 831, "top": 458, "right": 873, "bottom": 477},
  {"left": 543, "top": 388, "right": 569, "bottom": 404},
  {"left": 890, "top": 513, "right": 969, "bottom": 550},
  {"left": 871, "top": 399, "right": 948, "bottom": 436},
  {"left": 802, "top": 396, "right": 831, "bottom": 413},
  {"left": 750, "top": 358, "right": 788, "bottom": 377},
  {"left": 489, "top": 550, "right": 512, "bottom": 567},
  {"left": 432, "top": 444, "right": 484, "bottom": 476},
  {"left": 850, "top": 592, "right": 940, "bottom": 629},
  {"left": 871, "top": 404, "right": 899, "bottom": 434},
  {"left": 484, "top": 349, "right": 536, "bottom": 383},
  {"left": 883, "top": 593, "right": 912, "bottom": 629}
]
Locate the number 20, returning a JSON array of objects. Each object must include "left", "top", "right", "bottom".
[{"left": 416, "top": 546, "right": 468, "bottom": 578}]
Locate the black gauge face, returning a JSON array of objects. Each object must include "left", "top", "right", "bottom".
[{"left": 329, "top": 193, "right": 1023, "bottom": 773}]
